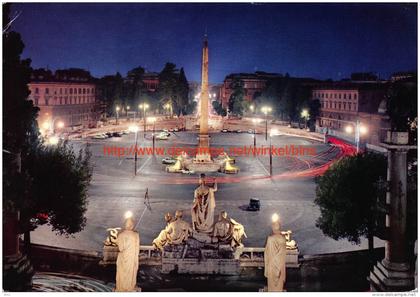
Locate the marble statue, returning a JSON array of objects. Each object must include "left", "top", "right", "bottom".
[
  {"left": 192, "top": 174, "right": 217, "bottom": 233},
  {"left": 104, "top": 227, "right": 121, "bottom": 246},
  {"left": 115, "top": 217, "right": 140, "bottom": 292},
  {"left": 213, "top": 210, "right": 247, "bottom": 247},
  {"left": 264, "top": 215, "right": 286, "bottom": 292},
  {"left": 281, "top": 230, "right": 298, "bottom": 250},
  {"left": 152, "top": 213, "right": 175, "bottom": 251},
  {"left": 166, "top": 210, "right": 192, "bottom": 245}
]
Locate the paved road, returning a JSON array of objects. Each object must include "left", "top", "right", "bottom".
[{"left": 31, "top": 131, "right": 383, "bottom": 254}]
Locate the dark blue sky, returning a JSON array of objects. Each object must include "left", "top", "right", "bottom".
[{"left": 12, "top": 3, "right": 417, "bottom": 83}]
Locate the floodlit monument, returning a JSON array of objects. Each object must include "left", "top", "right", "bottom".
[
  {"left": 166, "top": 36, "right": 238, "bottom": 173},
  {"left": 101, "top": 180, "right": 299, "bottom": 278}
]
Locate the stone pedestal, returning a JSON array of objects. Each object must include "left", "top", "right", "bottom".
[
  {"left": 161, "top": 238, "right": 242, "bottom": 275},
  {"left": 198, "top": 134, "right": 210, "bottom": 150},
  {"left": 369, "top": 134, "right": 416, "bottom": 291}
]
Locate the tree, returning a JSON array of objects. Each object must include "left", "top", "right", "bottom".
[
  {"left": 386, "top": 79, "right": 417, "bottom": 143},
  {"left": 3, "top": 5, "right": 93, "bottom": 253},
  {"left": 97, "top": 73, "right": 124, "bottom": 116},
  {"left": 228, "top": 78, "right": 246, "bottom": 116},
  {"left": 21, "top": 141, "right": 92, "bottom": 248},
  {"left": 212, "top": 100, "right": 227, "bottom": 116},
  {"left": 3, "top": 3, "right": 40, "bottom": 213},
  {"left": 157, "top": 63, "right": 189, "bottom": 116},
  {"left": 314, "top": 153, "right": 388, "bottom": 260},
  {"left": 176, "top": 68, "right": 189, "bottom": 115}
]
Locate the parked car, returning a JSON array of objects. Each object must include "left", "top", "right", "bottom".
[
  {"left": 112, "top": 132, "right": 122, "bottom": 137},
  {"left": 247, "top": 198, "right": 261, "bottom": 211},
  {"left": 221, "top": 129, "right": 228, "bottom": 133},
  {"left": 162, "top": 157, "right": 177, "bottom": 165},
  {"left": 156, "top": 133, "right": 169, "bottom": 140},
  {"left": 174, "top": 127, "right": 179, "bottom": 132},
  {"left": 235, "top": 129, "right": 242, "bottom": 133},
  {"left": 105, "top": 132, "right": 113, "bottom": 138},
  {"left": 92, "top": 133, "right": 107, "bottom": 139},
  {"left": 181, "top": 169, "right": 195, "bottom": 175},
  {"left": 247, "top": 129, "right": 254, "bottom": 134},
  {"left": 121, "top": 130, "right": 129, "bottom": 135}
]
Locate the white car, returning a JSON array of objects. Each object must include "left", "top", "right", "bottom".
[
  {"left": 162, "top": 157, "right": 176, "bottom": 165},
  {"left": 181, "top": 169, "right": 195, "bottom": 174},
  {"left": 92, "top": 133, "right": 107, "bottom": 139},
  {"left": 156, "top": 134, "right": 169, "bottom": 140}
]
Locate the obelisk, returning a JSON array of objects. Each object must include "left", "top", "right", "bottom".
[{"left": 199, "top": 36, "right": 210, "bottom": 148}]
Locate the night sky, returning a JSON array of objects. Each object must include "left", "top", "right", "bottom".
[{"left": 11, "top": 3, "right": 417, "bottom": 83}]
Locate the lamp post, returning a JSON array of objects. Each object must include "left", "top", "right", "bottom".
[
  {"left": 269, "top": 129, "right": 277, "bottom": 176},
  {"left": 42, "top": 118, "right": 65, "bottom": 137},
  {"left": 252, "top": 118, "right": 260, "bottom": 157},
  {"left": 164, "top": 103, "right": 172, "bottom": 118},
  {"left": 115, "top": 106, "right": 120, "bottom": 125},
  {"left": 345, "top": 119, "right": 367, "bottom": 153},
  {"left": 126, "top": 105, "right": 130, "bottom": 118},
  {"left": 300, "top": 109, "right": 310, "bottom": 129},
  {"left": 250, "top": 104, "right": 255, "bottom": 115},
  {"left": 261, "top": 106, "right": 272, "bottom": 141},
  {"left": 138, "top": 103, "right": 149, "bottom": 138},
  {"left": 148, "top": 117, "right": 157, "bottom": 155},
  {"left": 129, "top": 125, "right": 139, "bottom": 175}
]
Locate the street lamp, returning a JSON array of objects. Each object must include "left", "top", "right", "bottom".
[
  {"left": 269, "top": 128, "right": 278, "bottom": 176},
  {"left": 126, "top": 105, "right": 130, "bottom": 117},
  {"left": 138, "top": 103, "right": 149, "bottom": 138},
  {"left": 164, "top": 103, "right": 172, "bottom": 118},
  {"left": 115, "top": 106, "right": 120, "bottom": 125},
  {"left": 148, "top": 117, "right": 157, "bottom": 155},
  {"left": 47, "top": 135, "right": 59, "bottom": 146},
  {"left": 261, "top": 106, "right": 272, "bottom": 141},
  {"left": 129, "top": 125, "right": 139, "bottom": 175},
  {"left": 345, "top": 120, "right": 367, "bottom": 153},
  {"left": 250, "top": 105, "right": 255, "bottom": 115},
  {"left": 42, "top": 118, "right": 65, "bottom": 135},
  {"left": 300, "top": 109, "right": 310, "bottom": 129},
  {"left": 252, "top": 118, "right": 261, "bottom": 156}
]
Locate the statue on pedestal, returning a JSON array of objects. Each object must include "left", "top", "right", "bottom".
[
  {"left": 213, "top": 210, "right": 247, "bottom": 247},
  {"left": 192, "top": 174, "right": 217, "bottom": 233},
  {"left": 115, "top": 217, "right": 140, "bottom": 292},
  {"left": 166, "top": 210, "right": 192, "bottom": 245},
  {"left": 152, "top": 212, "right": 175, "bottom": 251},
  {"left": 264, "top": 214, "right": 286, "bottom": 292}
]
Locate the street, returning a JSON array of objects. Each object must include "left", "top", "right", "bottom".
[{"left": 31, "top": 131, "right": 383, "bottom": 254}]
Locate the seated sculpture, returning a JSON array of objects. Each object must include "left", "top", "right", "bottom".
[
  {"left": 164, "top": 210, "right": 192, "bottom": 246},
  {"left": 152, "top": 213, "right": 175, "bottom": 251},
  {"left": 212, "top": 210, "right": 247, "bottom": 247}
]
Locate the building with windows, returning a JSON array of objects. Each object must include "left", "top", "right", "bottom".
[
  {"left": 312, "top": 81, "right": 390, "bottom": 145},
  {"left": 220, "top": 72, "right": 280, "bottom": 108},
  {"left": 28, "top": 68, "right": 102, "bottom": 132},
  {"left": 142, "top": 72, "right": 159, "bottom": 92}
]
